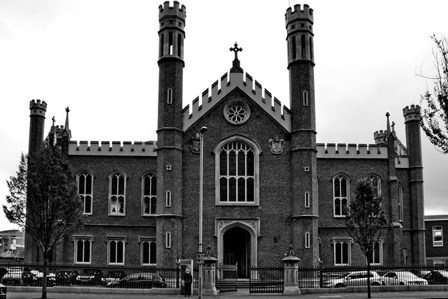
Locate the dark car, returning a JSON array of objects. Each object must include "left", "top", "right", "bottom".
[
  {"left": 107, "top": 272, "right": 166, "bottom": 289},
  {"left": 0, "top": 267, "right": 23, "bottom": 285},
  {"left": 0, "top": 268, "right": 7, "bottom": 281},
  {"left": 22, "top": 269, "right": 56, "bottom": 287},
  {"left": 423, "top": 270, "right": 448, "bottom": 285}
]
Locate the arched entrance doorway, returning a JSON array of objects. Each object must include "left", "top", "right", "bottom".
[{"left": 223, "top": 227, "right": 251, "bottom": 278}]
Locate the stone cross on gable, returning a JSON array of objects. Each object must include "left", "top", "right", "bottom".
[{"left": 229, "top": 42, "right": 243, "bottom": 61}]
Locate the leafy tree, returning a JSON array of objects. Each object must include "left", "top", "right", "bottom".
[
  {"left": 345, "top": 179, "right": 386, "bottom": 299},
  {"left": 420, "top": 34, "right": 448, "bottom": 154},
  {"left": 3, "top": 145, "right": 83, "bottom": 299}
]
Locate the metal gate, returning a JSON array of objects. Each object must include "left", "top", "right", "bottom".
[
  {"left": 217, "top": 264, "right": 238, "bottom": 292},
  {"left": 249, "top": 267, "right": 283, "bottom": 294}
]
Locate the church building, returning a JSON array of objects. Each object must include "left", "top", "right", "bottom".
[{"left": 26, "top": 2, "right": 425, "bottom": 276}]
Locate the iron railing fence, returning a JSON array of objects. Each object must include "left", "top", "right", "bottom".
[
  {"left": 1, "top": 261, "right": 447, "bottom": 290},
  {"left": 301, "top": 264, "right": 448, "bottom": 288},
  {"left": 249, "top": 266, "right": 283, "bottom": 293},
  {"left": 0, "top": 261, "right": 182, "bottom": 289}
]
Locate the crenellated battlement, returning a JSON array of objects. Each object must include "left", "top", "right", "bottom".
[
  {"left": 403, "top": 104, "right": 421, "bottom": 122},
  {"left": 68, "top": 140, "right": 157, "bottom": 157},
  {"left": 316, "top": 143, "right": 388, "bottom": 159},
  {"left": 159, "top": 1, "right": 186, "bottom": 21},
  {"left": 373, "top": 130, "right": 387, "bottom": 144},
  {"left": 285, "top": 4, "right": 313, "bottom": 25},
  {"left": 29, "top": 99, "right": 47, "bottom": 116},
  {"left": 182, "top": 69, "right": 291, "bottom": 131}
]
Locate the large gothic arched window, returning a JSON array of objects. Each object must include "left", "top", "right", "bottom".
[
  {"left": 215, "top": 137, "right": 260, "bottom": 205},
  {"left": 333, "top": 175, "right": 349, "bottom": 217},
  {"left": 109, "top": 171, "right": 126, "bottom": 216},
  {"left": 77, "top": 172, "right": 93, "bottom": 215},
  {"left": 142, "top": 173, "right": 157, "bottom": 215}
]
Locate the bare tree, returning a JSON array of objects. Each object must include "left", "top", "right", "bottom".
[
  {"left": 345, "top": 179, "right": 386, "bottom": 299},
  {"left": 420, "top": 34, "right": 448, "bottom": 154},
  {"left": 3, "top": 145, "right": 83, "bottom": 299}
]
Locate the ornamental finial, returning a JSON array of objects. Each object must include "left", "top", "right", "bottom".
[{"left": 229, "top": 42, "right": 243, "bottom": 61}]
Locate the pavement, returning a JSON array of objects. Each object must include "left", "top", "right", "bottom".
[{"left": 4, "top": 289, "right": 448, "bottom": 299}]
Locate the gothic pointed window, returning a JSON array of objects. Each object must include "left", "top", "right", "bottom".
[
  {"left": 215, "top": 137, "right": 260, "bottom": 205},
  {"left": 109, "top": 172, "right": 126, "bottom": 216},
  {"left": 77, "top": 172, "right": 93, "bottom": 215},
  {"left": 142, "top": 173, "right": 157, "bottom": 215},
  {"left": 398, "top": 185, "right": 404, "bottom": 222},
  {"left": 367, "top": 175, "right": 381, "bottom": 197},
  {"left": 333, "top": 175, "right": 349, "bottom": 217}
]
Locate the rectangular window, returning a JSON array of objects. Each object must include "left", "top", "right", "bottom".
[
  {"left": 165, "top": 232, "right": 171, "bottom": 249},
  {"left": 305, "top": 232, "right": 310, "bottom": 248},
  {"left": 167, "top": 88, "right": 173, "bottom": 104},
  {"left": 141, "top": 238, "right": 157, "bottom": 265},
  {"left": 165, "top": 191, "right": 172, "bottom": 207},
  {"left": 304, "top": 192, "right": 310, "bottom": 208},
  {"left": 333, "top": 239, "right": 351, "bottom": 266},
  {"left": 74, "top": 237, "right": 92, "bottom": 264},
  {"left": 108, "top": 239, "right": 125, "bottom": 265},
  {"left": 302, "top": 91, "right": 309, "bottom": 106},
  {"left": 433, "top": 226, "right": 443, "bottom": 247}
]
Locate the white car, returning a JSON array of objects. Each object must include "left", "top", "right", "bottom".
[
  {"left": 324, "top": 271, "right": 383, "bottom": 288},
  {"left": 382, "top": 271, "right": 428, "bottom": 285}
]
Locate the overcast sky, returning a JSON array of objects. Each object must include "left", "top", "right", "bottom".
[{"left": 1, "top": 0, "right": 447, "bottom": 231}]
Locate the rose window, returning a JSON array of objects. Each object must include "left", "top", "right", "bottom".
[{"left": 224, "top": 99, "right": 250, "bottom": 125}]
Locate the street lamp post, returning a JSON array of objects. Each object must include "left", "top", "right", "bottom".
[{"left": 198, "top": 126, "right": 207, "bottom": 299}]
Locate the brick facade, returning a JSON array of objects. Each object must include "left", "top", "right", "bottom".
[{"left": 25, "top": 2, "right": 426, "bottom": 272}]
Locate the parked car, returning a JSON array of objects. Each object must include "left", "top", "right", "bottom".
[
  {"left": 0, "top": 267, "right": 55, "bottom": 287},
  {"left": 324, "top": 271, "right": 383, "bottom": 288},
  {"left": 102, "top": 270, "right": 126, "bottom": 285},
  {"left": 0, "top": 268, "right": 7, "bottom": 281},
  {"left": 75, "top": 269, "right": 103, "bottom": 285},
  {"left": 0, "top": 267, "right": 23, "bottom": 285},
  {"left": 382, "top": 271, "right": 428, "bottom": 285},
  {"left": 107, "top": 272, "right": 166, "bottom": 289},
  {"left": 55, "top": 270, "right": 78, "bottom": 286},
  {"left": 423, "top": 270, "right": 448, "bottom": 285},
  {"left": 26, "top": 270, "right": 56, "bottom": 287}
]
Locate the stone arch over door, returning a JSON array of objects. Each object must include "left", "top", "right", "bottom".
[{"left": 216, "top": 219, "right": 259, "bottom": 277}]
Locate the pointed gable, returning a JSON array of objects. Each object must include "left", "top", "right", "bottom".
[{"left": 182, "top": 67, "right": 291, "bottom": 132}]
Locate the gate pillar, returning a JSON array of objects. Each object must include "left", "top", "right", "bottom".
[
  {"left": 282, "top": 245, "right": 301, "bottom": 295},
  {"left": 203, "top": 250, "right": 218, "bottom": 296}
]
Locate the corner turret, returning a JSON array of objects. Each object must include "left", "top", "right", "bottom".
[
  {"left": 28, "top": 99, "right": 47, "bottom": 154},
  {"left": 156, "top": 1, "right": 186, "bottom": 267},
  {"left": 374, "top": 130, "right": 387, "bottom": 144},
  {"left": 286, "top": 3, "right": 318, "bottom": 267},
  {"left": 402, "top": 104, "right": 426, "bottom": 264}
]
